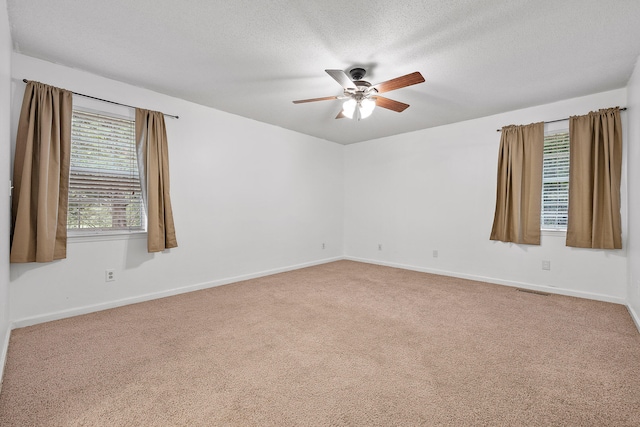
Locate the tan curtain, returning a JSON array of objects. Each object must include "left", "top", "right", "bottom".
[
  {"left": 566, "top": 108, "right": 622, "bottom": 249},
  {"left": 11, "top": 81, "right": 72, "bottom": 263},
  {"left": 490, "top": 122, "right": 544, "bottom": 244},
  {"left": 135, "top": 108, "right": 178, "bottom": 252}
]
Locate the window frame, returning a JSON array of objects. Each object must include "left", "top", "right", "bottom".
[
  {"left": 540, "top": 127, "right": 570, "bottom": 233},
  {"left": 67, "top": 102, "right": 147, "bottom": 238}
]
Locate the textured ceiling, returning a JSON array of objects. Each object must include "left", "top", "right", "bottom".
[{"left": 6, "top": 0, "right": 640, "bottom": 144}]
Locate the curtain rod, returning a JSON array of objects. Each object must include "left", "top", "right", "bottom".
[
  {"left": 22, "top": 79, "right": 179, "bottom": 119},
  {"left": 496, "top": 107, "right": 626, "bottom": 132}
]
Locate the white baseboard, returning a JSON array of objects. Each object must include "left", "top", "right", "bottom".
[
  {"left": 11, "top": 256, "right": 343, "bottom": 329},
  {"left": 344, "top": 256, "right": 627, "bottom": 305},
  {"left": 10, "top": 255, "right": 632, "bottom": 329},
  {"left": 0, "top": 324, "right": 10, "bottom": 394},
  {"left": 627, "top": 304, "right": 640, "bottom": 334}
]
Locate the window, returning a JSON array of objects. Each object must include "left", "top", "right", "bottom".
[
  {"left": 541, "top": 130, "right": 570, "bottom": 230},
  {"left": 67, "top": 110, "right": 146, "bottom": 234}
]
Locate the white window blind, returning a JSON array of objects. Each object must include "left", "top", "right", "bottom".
[
  {"left": 68, "top": 110, "right": 145, "bottom": 234},
  {"left": 541, "top": 131, "right": 570, "bottom": 230}
]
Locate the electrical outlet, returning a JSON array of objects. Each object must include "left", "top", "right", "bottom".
[
  {"left": 542, "top": 260, "right": 551, "bottom": 271},
  {"left": 105, "top": 269, "right": 116, "bottom": 282},
  {"left": 433, "top": 250, "right": 438, "bottom": 258},
  {"left": 378, "top": 244, "right": 382, "bottom": 251},
  {"left": 321, "top": 243, "right": 325, "bottom": 250}
]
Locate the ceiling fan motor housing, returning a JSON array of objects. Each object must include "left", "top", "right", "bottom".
[{"left": 345, "top": 80, "right": 374, "bottom": 100}]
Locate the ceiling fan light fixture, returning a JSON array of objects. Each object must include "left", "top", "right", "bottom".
[
  {"left": 343, "top": 97, "right": 376, "bottom": 120},
  {"left": 359, "top": 98, "right": 376, "bottom": 119},
  {"left": 342, "top": 98, "right": 357, "bottom": 119}
]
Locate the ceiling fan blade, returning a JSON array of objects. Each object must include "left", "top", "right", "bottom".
[
  {"left": 373, "top": 72, "right": 425, "bottom": 94},
  {"left": 292, "top": 96, "right": 339, "bottom": 104},
  {"left": 335, "top": 110, "right": 347, "bottom": 119},
  {"left": 325, "top": 69, "right": 356, "bottom": 90},
  {"left": 373, "top": 96, "right": 410, "bottom": 112}
]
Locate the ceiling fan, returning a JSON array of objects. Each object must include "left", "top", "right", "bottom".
[{"left": 293, "top": 68, "right": 425, "bottom": 120}]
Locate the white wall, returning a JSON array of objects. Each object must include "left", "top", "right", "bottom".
[
  {"left": 627, "top": 56, "right": 640, "bottom": 327},
  {"left": 9, "top": 54, "right": 344, "bottom": 325},
  {"left": 345, "top": 89, "right": 629, "bottom": 303},
  {"left": 0, "top": 0, "right": 11, "bottom": 382},
  {"left": 5, "top": 51, "right": 635, "bottom": 330}
]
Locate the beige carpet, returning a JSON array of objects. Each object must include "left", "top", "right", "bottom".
[{"left": 1, "top": 260, "right": 639, "bottom": 426}]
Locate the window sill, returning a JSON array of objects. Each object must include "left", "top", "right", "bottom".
[
  {"left": 68, "top": 232, "right": 147, "bottom": 243},
  {"left": 541, "top": 229, "right": 567, "bottom": 237}
]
